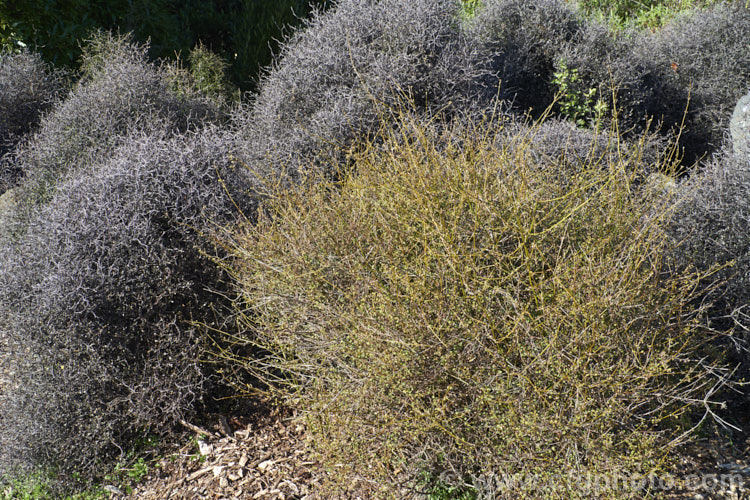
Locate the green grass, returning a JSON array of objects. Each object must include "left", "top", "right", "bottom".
[
  {"left": 0, "top": 434, "right": 163, "bottom": 499},
  {"left": 0, "top": 472, "right": 108, "bottom": 500},
  {"left": 457, "top": 0, "right": 722, "bottom": 29}
]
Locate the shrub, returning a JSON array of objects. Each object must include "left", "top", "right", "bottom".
[
  {"left": 465, "top": 0, "right": 588, "bottom": 117},
  {"left": 0, "top": 31, "right": 253, "bottom": 491},
  {"left": 236, "top": 0, "right": 493, "bottom": 177},
  {"left": 6, "top": 31, "right": 220, "bottom": 227},
  {"left": 551, "top": 20, "right": 660, "bottom": 135},
  {"left": 0, "top": 50, "right": 67, "bottom": 191},
  {"left": 667, "top": 148, "right": 750, "bottom": 373},
  {"left": 0, "top": 0, "right": 330, "bottom": 92},
  {"left": 222, "top": 112, "right": 729, "bottom": 497},
  {"left": 0, "top": 0, "right": 186, "bottom": 71},
  {"left": 638, "top": 0, "right": 750, "bottom": 163},
  {"left": 551, "top": 0, "right": 750, "bottom": 165},
  {"left": 0, "top": 125, "right": 253, "bottom": 489},
  {"left": 185, "top": 42, "right": 237, "bottom": 102}
]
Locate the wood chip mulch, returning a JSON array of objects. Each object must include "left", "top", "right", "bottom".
[
  {"left": 117, "top": 402, "right": 358, "bottom": 500},
  {"left": 90, "top": 398, "right": 750, "bottom": 500}
]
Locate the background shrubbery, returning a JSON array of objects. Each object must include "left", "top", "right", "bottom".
[
  {"left": 0, "top": 50, "right": 66, "bottom": 191},
  {"left": 576, "top": 0, "right": 720, "bottom": 29},
  {"left": 238, "top": 0, "right": 750, "bottom": 177},
  {"left": 0, "top": 0, "right": 330, "bottom": 91},
  {"left": 667, "top": 146, "right": 750, "bottom": 380},
  {"left": 234, "top": 0, "right": 494, "bottom": 178},
  {"left": 470, "top": 0, "right": 750, "bottom": 164},
  {"left": 4, "top": 32, "right": 220, "bottom": 224}
]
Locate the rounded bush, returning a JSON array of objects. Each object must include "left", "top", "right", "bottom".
[
  {"left": 668, "top": 149, "right": 750, "bottom": 369},
  {"left": 637, "top": 0, "right": 750, "bottom": 163},
  {"left": 0, "top": 50, "right": 67, "bottom": 191},
  {"left": 8, "top": 32, "right": 220, "bottom": 226},
  {"left": 466, "top": 0, "right": 587, "bottom": 116},
  {"left": 0, "top": 32, "right": 253, "bottom": 489},
  {"left": 223, "top": 113, "right": 728, "bottom": 496},
  {"left": 0, "top": 0, "right": 330, "bottom": 92},
  {"left": 562, "top": 0, "right": 750, "bottom": 163},
  {"left": 0, "top": 126, "right": 252, "bottom": 487},
  {"left": 236, "top": 0, "right": 492, "bottom": 177}
]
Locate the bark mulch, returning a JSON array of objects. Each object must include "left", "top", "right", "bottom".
[{"left": 119, "top": 402, "right": 360, "bottom": 500}]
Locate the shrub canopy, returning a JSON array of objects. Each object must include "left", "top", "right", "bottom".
[{"left": 222, "top": 112, "right": 729, "bottom": 497}]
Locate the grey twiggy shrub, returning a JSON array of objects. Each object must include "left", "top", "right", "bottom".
[
  {"left": 466, "top": 0, "right": 587, "bottom": 117},
  {"left": 0, "top": 31, "right": 251, "bottom": 490},
  {"left": 559, "top": 0, "right": 750, "bottom": 163},
  {"left": 8, "top": 32, "right": 220, "bottom": 225},
  {"left": 668, "top": 149, "right": 750, "bottom": 366},
  {"left": 236, "top": 0, "right": 492, "bottom": 177},
  {"left": 639, "top": 0, "right": 750, "bottom": 163},
  {"left": 0, "top": 126, "right": 252, "bottom": 488},
  {"left": 240, "top": 0, "right": 670, "bottom": 177},
  {"left": 0, "top": 50, "right": 67, "bottom": 191}
]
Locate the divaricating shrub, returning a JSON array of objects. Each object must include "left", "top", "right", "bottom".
[
  {"left": 238, "top": 0, "right": 745, "bottom": 182},
  {"left": 638, "top": 0, "right": 750, "bottom": 163},
  {"left": 0, "top": 50, "right": 67, "bottom": 192},
  {"left": 236, "top": 0, "right": 493, "bottom": 177},
  {"left": 0, "top": 125, "right": 253, "bottom": 489},
  {"left": 7, "top": 32, "right": 220, "bottom": 227},
  {"left": 559, "top": 0, "right": 750, "bottom": 163},
  {"left": 221, "top": 112, "right": 730, "bottom": 497},
  {"left": 465, "top": 0, "right": 750, "bottom": 164},
  {"left": 465, "top": 0, "right": 587, "bottom": 117},
  {"left": 0, "top": 31, "right": 254, "bottom": 490},
  {"left": 667, "top": 147, "right": 750, "bottom": 373}
]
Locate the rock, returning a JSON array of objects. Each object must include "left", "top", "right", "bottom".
[
  {"left": 103, "top": 485, "right": 125, "bottom": 495},
  {"left": 730, "top": 91, "right": 750, "bottom": 161},
  {"left": 197, "top": 439, "right": 212, "bottom": 456}
]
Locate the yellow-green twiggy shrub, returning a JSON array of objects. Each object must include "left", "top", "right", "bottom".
[{"left": 221, "top": 113, "right": 728, "bottom": 498}]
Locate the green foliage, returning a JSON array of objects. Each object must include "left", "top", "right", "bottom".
[
  {"left": 418, "top": 472, "right": 478, "bottom": 500},
  {"left": 459, "top": 0, "right": 483, "bottom": 19},
  {"left": 551, "top": 60, "right": 607, "bottom": 128},
  {"left": 0, "top": 435, "right": 160, "bottom": 499},
  {"left": 0, "top": 473, "right": 54, "bottom": 500},
  {"left": 187, "top": 43, "right": 234, "bottom": 100},
  {"left": 574, "top": 0, "right": 720, "bottom": 29},
  {"left": 221, "top": 109, "right": 730, "bottom": 496},
  {"left": 0, "top": 17, "right": 23, "bottom": 52},
  {"left": 166, "top": 42, "right": 239, "bottom": 104},
  {"left": 0, "top": 471, "right": 107, "bottom": 500}
]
